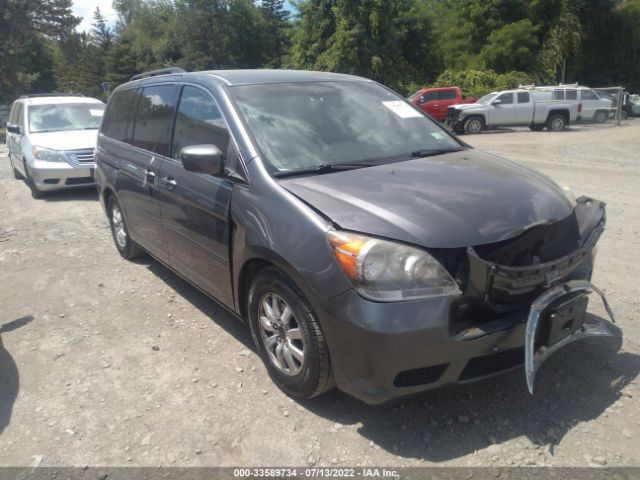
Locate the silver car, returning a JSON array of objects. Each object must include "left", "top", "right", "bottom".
[{"left": 5, "top": 94, "right": 105, "bottom": 198}]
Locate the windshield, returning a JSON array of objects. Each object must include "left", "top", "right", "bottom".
[
  {"left": 407, "top": 90, "right": 423, "bottom": 101},
  {"left": 229, "top": 81, "right": 462, "bottom": 174},
  {"left": 477, "top": 93, "right": 497, "bottom": 104},
  {"left": 28, "top": 103, "right": 105, "bottom": 133}
]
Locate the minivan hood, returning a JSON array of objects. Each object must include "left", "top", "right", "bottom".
[
  {"left": 28, "top": 130, "right": 98, "bottom": 151},
  {"left": 280, "top": 150, "right": 574, "bottom": 248}
]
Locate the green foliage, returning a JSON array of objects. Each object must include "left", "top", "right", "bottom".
[
  {"left": 478, "top": 19, "right": 539, "bottom": 72},
  {"left": 285, "top": 0, "right": 442, "bottom": 90},
  {"left": 410, "top": 69, "right": 540, "bottom": 98},
  {"left": 1, "top": 0, "right": 640, "bottom": 103}
]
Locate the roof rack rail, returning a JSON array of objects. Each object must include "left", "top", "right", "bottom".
[
  {"left": 130, "top": 67, "right": 186, "bottom": 81},
  {"left": 558, "top": 82, "right": 579, "bottom": 87},
  {"left": 518, "top": 84, "right": 537, "bottom": 90},
  {"left": 19, "top": 92, "right": 85, "bottom": 99}
]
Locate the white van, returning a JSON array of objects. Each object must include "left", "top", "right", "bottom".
[{"left": 5, "top": 94, "right": 105, "bottom": 198}]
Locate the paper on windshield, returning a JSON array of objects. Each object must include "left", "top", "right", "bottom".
[
  {"left": 382, "top": 101, "right": 422, "bottom": 119},
  {"left": 90, "top": 109, "right": 104, "bottom": 117}
]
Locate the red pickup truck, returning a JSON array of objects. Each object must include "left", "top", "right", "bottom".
[{"left": 408, "top": 87, "right": 477, "bottom": 121}]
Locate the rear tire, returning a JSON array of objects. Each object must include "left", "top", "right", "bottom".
[
  {"left": 107, "top": 195, "right": 145, "bottom": 259},
  {"left": 594, "top": 110, "right": 608, "bottom": 123},
  {"left": 463, "top": 116, "right": 484, "bottom": 134},
  {"left": 248, "top": 268, "right": 334, "bottom": 400},
  {"left": 546, "top": 114, "right": 566, "bottom": 132}
]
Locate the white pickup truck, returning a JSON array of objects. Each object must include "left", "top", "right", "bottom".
[{"left": 447, "top": 89, "right": 580, "bottom": 134}]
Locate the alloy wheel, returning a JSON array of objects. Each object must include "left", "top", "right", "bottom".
[
  {"left": 111, "top": 203, "right": 127, "bottom": 249},
  {"left": 258, "top": 292, "right": 305, "bottom": 376}
]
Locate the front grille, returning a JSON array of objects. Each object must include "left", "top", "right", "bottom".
[
  {"left": 447, "top": 107, "right": 460, "bottom": 121},
  {"left": 459, "top": 347, "right": 524, "bottom": 381},
  {"left": 67, "top": 148, "right": 95, "bottom": 164},
  {"left": 394, "top": 363, "right": 448, "bottom": 387}
]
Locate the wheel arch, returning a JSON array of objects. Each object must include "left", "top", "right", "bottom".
[{"left": 547, "top": 109, "right": 570, "bottom": 124}]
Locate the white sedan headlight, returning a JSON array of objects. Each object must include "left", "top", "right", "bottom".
[
  {"left": 327, "top": 230, "right": 461, "bottom": 301},
  {"left": 32, "top": 146, "right": 67, "bottom": 163}
]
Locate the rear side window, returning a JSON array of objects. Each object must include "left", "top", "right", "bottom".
[
  {"left": 566, "top": 90, "right": 577, "bottom": 100},
  {"left": 517, "top": 92, "right": 530, "bottom": 103},
  {"left": 440, "top": 90, "right": 457, "bottom": 100},
  {"left": 102, "top": 89, "right": 138, "bottom": 142},
  {"left": 132, "top": 85, "right": 177, "bottom": 156},
  {"left": 172, "top": 86, "right": 230, "bottom": 159}
]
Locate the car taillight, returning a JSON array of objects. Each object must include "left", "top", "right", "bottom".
[{"left": 578, "top": 102, "right": 582, "bottom": 113}]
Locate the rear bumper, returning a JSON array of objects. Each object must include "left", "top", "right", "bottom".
[{"left": 29, "top": 160, "right": 95, "bottom": 191}]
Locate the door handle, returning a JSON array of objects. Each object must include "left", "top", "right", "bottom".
[{"left": 160, "top": 177, "right": 177, "bottom": 189}]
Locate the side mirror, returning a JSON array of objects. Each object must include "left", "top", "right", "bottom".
[
  {"left": 6, "top": 124, "right": 22, "bottom": 134},
  {"left": 492, "top": 99, "right": 502, "bottom": 105},
  {"left": 180, "top": 145, "right": 224, "bottom": 176}
]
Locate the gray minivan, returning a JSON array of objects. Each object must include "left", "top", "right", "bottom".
[{"left": 95, "top": 68, "right": 617, "bottom": 404}]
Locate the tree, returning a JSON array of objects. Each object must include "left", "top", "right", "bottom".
[
  {"left": 91, "top": 7, "right": 114, "bottom": 51},
  {"left": 260, "top": 0, "right": 291, "bottom": 66},
  {"left": 0, "top": 0, "right": 78, "bottom": 101},
  {"left": 538, "top": 0, "right": 581, "bottom": 83},
  {"left": 285, "top": 0, "right": 441, "bottom": 90},
  {"left": 478, "top": 19, "right": 540, "bottom": 73}
]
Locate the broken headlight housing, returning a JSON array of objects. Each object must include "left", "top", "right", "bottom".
[{"left": 327, "top": 230, "right": 461, "bottom": 301}]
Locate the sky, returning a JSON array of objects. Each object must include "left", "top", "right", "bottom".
[
  {"left": 72, "top": 1, "right": 296, "bottom": 33},
  {"left": 72, "top": 0, "right": 119, "bottom": 32}
]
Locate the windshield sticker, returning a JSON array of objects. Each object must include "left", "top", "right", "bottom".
[
  {"left": 431, "top": 131, "right": 445, "bottom": 140},
  {"left": 90, "top": 109, "right": 104, "bottom": 117},
  {"left": 382, "top": 101, "right": 422, "bottom": 119}
]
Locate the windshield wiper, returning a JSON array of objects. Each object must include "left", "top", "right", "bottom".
[
  {"left": 410, "top": 148, "right": 465, "bottom": 158},
  {"left": 273, "top": 163, "right": 367, "bottom": 178}
]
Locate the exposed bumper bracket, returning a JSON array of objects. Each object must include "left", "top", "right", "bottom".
[{"left": 525, "top": 280, "right": 618, "bottom": 394}]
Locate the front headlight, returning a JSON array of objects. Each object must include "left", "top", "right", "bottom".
[
  {"left": 327, "top": 230, "right": 461, "bottom": 301},
  {"left": 32, "top": 146, "right": 67, "bottom": 163}
]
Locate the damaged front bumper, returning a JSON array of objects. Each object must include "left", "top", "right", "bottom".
[
  {"left": 465, "top": 196, "right": 620, "bottom": 394},
  {"left": 525, "top": 280, "right": 618, "bottom": 393}
]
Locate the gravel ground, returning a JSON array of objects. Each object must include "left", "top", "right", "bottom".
[{"left": 0, "top": 121, "right": 638, "bottom": 468}]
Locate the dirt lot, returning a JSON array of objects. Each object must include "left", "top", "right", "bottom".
[{"left": 0, "top": 122, "right": 639, "bottom": 468}]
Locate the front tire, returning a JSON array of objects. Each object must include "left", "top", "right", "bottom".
[
  {"left": 24, "top": 162, "right": 44, "bottom": 199},
  {"left": 546, "top": 114, "right": 566, "bottom": 132},
  {"left": 464, "top": 116, "right": 484, "bottom": 134},
  {"left": 248, "top": 268, "right": 333, "bottom": 399},
  {"left": 10, "top": 157, "right": 23, "bottom": 179},
  {"left": 107, "top": 195, "right": 145, "bottom": 259}
]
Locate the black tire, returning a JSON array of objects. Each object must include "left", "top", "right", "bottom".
[
  {"left": 24, "top": 162, "right": 45, "bottom": 199},
  {"left": 529, "top": 124, "right": 545, "bottom": 131},
  {"left": 463, "top": 116, "right": 484, "bottom": 134},
  {"left": 452, "top": 124, "right": 465, "bottom": 134},
  {"left": 621, "top": 110, "right": 629, "bottom": 120},
  {"left": 594, "top": 110, "right": 608, "bottom": 123},
  {"left": 546, "top": 114, "right": 566, "bottom": 132},
  {"left": 107, "top": 195, "right": 145, "bottom": 259},
  {"left": 10, "top": 157, "right": 23, "bottom": 179},
  {"left": 248, "top": 268, "right": 334, "bottom": 399}
]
